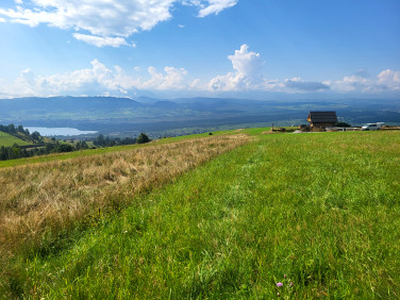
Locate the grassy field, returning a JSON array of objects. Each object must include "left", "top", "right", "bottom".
[
  {"left": 0, "top": 130, "right": 399, "bottom": 298},
  {"left": 0, "top": 131, "right": 30, "bottom": 147},
  {"left": 0, "top": 129, "right": 245, "bottom": 169}
]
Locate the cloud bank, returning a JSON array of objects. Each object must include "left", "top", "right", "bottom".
[
  {"left": 0, "top": 0, "right": 238, "bottom": 47},
  {"left": 0, "top": 45, "right": 399, "bottom": 98},
  {"left": 285, "top": 78, "right": 330, "bottom": 92}
]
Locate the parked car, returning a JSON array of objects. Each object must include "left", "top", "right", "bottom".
[{"left": 361, "top": 122, "right": 384, "bottom": 131}]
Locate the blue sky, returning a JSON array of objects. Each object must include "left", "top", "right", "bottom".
[{"left": 0, "top": 0, "right": 399, "bottom": 99}]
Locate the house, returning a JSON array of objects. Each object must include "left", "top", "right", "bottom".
[{"left": 307, "top": 111, "right": 337, "bottom": 128}]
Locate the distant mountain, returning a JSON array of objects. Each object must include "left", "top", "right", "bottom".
[
  {"left": 0, "top": 96, "right": 399, "bottom": 135},
  {"left": 0, "top": 96, "right": 140, "bottom": 113}
]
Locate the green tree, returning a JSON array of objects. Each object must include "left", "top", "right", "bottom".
[
  {"left": 31, "top": 131, "right": 41, "bottom": 141},
  {"left": 137, "top": 132, "right": 150, "bottom": 144}
]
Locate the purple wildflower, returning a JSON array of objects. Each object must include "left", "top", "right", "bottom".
[{"left": 276, "top": 282, "right": 283, "bottom": 287}]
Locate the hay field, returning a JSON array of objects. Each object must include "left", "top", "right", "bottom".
[{"left": 0, "top": 134, "right": 250, "bottom": 257}]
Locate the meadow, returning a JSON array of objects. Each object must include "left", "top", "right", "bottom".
[
  {"left": 0, "top": 130, "right": 399, "bottom": 298},
  {"left": 0, "top": 131, "right": 30, "bottom": 147}
]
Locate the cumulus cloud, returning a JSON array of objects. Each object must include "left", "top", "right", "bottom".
[
  {"left": 0, "top": 17, "right": 5, "bottom": 22},
  {"left": 329, "top": 75, "right": 371, "bottom": 92},
  {"left": 138, "top": 66, "right": 189, "bottom": 90},
  {"left": 327, "top": 69, "right": 400, "bottom": 93},
  {"left": 229, "top": 44, "right": 263, "bottom": 79},
  {"left": 285, "top": 77, "right": 330, "bottom": 92},
  {"left": 377, "top": 69, "right": 400, "bottom": 91},
  {"left": 0, "top": 51, "right": 399, "bottom": 98},
  {"left": 209, "top": 44, "right": 265, "bottom": 91},
  {"left": 0, "top": 59, "right": 196, "bottom": 97},
  {"left": 0, "top": 0, "right": 238, "bottom": 47}
]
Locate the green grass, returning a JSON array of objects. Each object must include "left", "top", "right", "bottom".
[
  {"left": 0, "top": 128, "right": 258, "bottom": 168},
  {"left": 0, "top": 142, "right": 156, "bottom": 168},
  {"left": 0, "top": 131, "right": 30, "bottom": 147},
  {"left": 0, "top": 127, "right": 294, "bottom": 168},
  {"left": 2, "top": 130, "right": 400, "bottom": 298}
]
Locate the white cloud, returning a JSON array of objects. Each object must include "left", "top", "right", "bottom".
[
  {"left": 0, "top": 60, "right": 195, "bottom": 97},
  {"left": 0, "top": 0, "right": 238, "bottom": 47},
  {"left": 377, "top": 69, "right": 400, "bottom": 91},
  {"left": 330, "top": 75, "right": 371, "bottom": 92},
  {"left": 72, "top": 33, "right": 132, "bottom": 48},
  {"left": 197, "top": 0, "right": 238, "bottom": 17},
  {"left": 0, "top": 0, "right": 175, "bottom": 35},
  {"left": 209, "top": 44, "right": 265, "bottom": 91},
  {"left": 285, "top": 77, "right": 330, "bottom": 92},
  {"left": 229, "top": 44, "right": 263, "bottom": 79},
  {"left": 141, "top": 66, "right": 189, "bottom": 90},
  {"left": 328, "top": 69, "right": 400, "bottom": 93},
  {"left": 0, "top": 17, "right": 5, "bottom": 22},
  {"left": 0, "top": 53, "right": 399, "bottom": 98}
]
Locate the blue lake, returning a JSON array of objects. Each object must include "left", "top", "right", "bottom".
[{"left": 26, "top": 127, "right": 97, "bottom": 136}]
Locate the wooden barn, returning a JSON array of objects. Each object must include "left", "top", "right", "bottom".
[{"left": 307, "top": 111, "right": 338, "bottom": 128}]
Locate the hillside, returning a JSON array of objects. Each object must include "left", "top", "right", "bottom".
[
  {"left": 1, "top": 97, "right": 399, "bottom": 135},
  {"left": 0, "top": 131, "right": 30, "bottom": 147},
  {"left": 0, "top": 130, "right": 399, "bottom": 298}
]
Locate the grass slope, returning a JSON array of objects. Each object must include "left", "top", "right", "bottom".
[
  {"left": 0, "top": 127, "right": 259, "bottom": 169},
  {"left": 0, "top": 131, "right": 30, "bottom": 147},
  {"left": 2, "top": 130, "right": 400, "bottom": 298}
]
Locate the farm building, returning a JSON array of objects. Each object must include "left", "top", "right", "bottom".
[{"left": 307, "top": 111, "right": 338, "bottom": 128}]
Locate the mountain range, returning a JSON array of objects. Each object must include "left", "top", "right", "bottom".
[{"left": 0, "top": 96, "right": 399, "bottom": 136}]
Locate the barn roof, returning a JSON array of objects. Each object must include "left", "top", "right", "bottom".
[{"left": 307, "top": 111, "right": 338, "bottom": 123}]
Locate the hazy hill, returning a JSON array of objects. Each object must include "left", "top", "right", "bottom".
[{"left": 0, "top": 96, "right": 399, "bottom": 135}]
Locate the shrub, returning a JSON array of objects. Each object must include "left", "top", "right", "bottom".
[{"left": 137, "top": 133, "right": 150, "bottom": 144}]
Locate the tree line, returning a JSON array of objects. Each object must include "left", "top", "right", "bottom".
[{"left": 92, "top": 133, "right": 150, "bottom": 147}]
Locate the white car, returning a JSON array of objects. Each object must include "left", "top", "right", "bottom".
[{"left": 361, "top": 122, "right": 384, "bottom": 131}]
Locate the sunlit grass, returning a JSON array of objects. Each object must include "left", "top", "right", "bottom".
[
  {"left": 0, "top": 135, "right": 250, "bottom": 257},
  {"left": 0, "top": 131, "right": 30, "bottom": 147},
  {"left": 1, "top": 130, "right": 399, "bottom": 298}
]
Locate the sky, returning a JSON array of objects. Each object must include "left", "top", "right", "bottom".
[{"left": 0, "top": 0, "right": 399, "bottom": 100}]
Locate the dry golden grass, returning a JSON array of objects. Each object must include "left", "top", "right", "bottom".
[{"left": 0, "top": 135, "right": 250, "bottom": 256}]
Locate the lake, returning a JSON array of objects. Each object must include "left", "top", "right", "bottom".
[{"left": 26, "top": 127, "right": 97, "bottom": 136}]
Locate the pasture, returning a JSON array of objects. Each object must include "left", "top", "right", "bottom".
[
  {"left": 0, "top": 131, "right": 30, "bottom": 147},
  {"left": 0, "top": 130, "right": 399, "bottom": 298}
]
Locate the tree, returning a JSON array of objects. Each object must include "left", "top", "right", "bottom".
[
  {"left": 7, "top": 124, "right": 16, "bottom": 134},
  {"left": 31, "top": 131, "right": 41, "bottom": 141},
  {"left": 58, "top": 144, "right": 74, "bottom": 152},
  {"left": 0, "top": 146, "right": 7, "bottom": 160},
  {"left": 137, "top": 132, "right": 150, "bottom": 144},
  {"left": 94, "top": 134, "right": 105, "bottom": 147}
]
